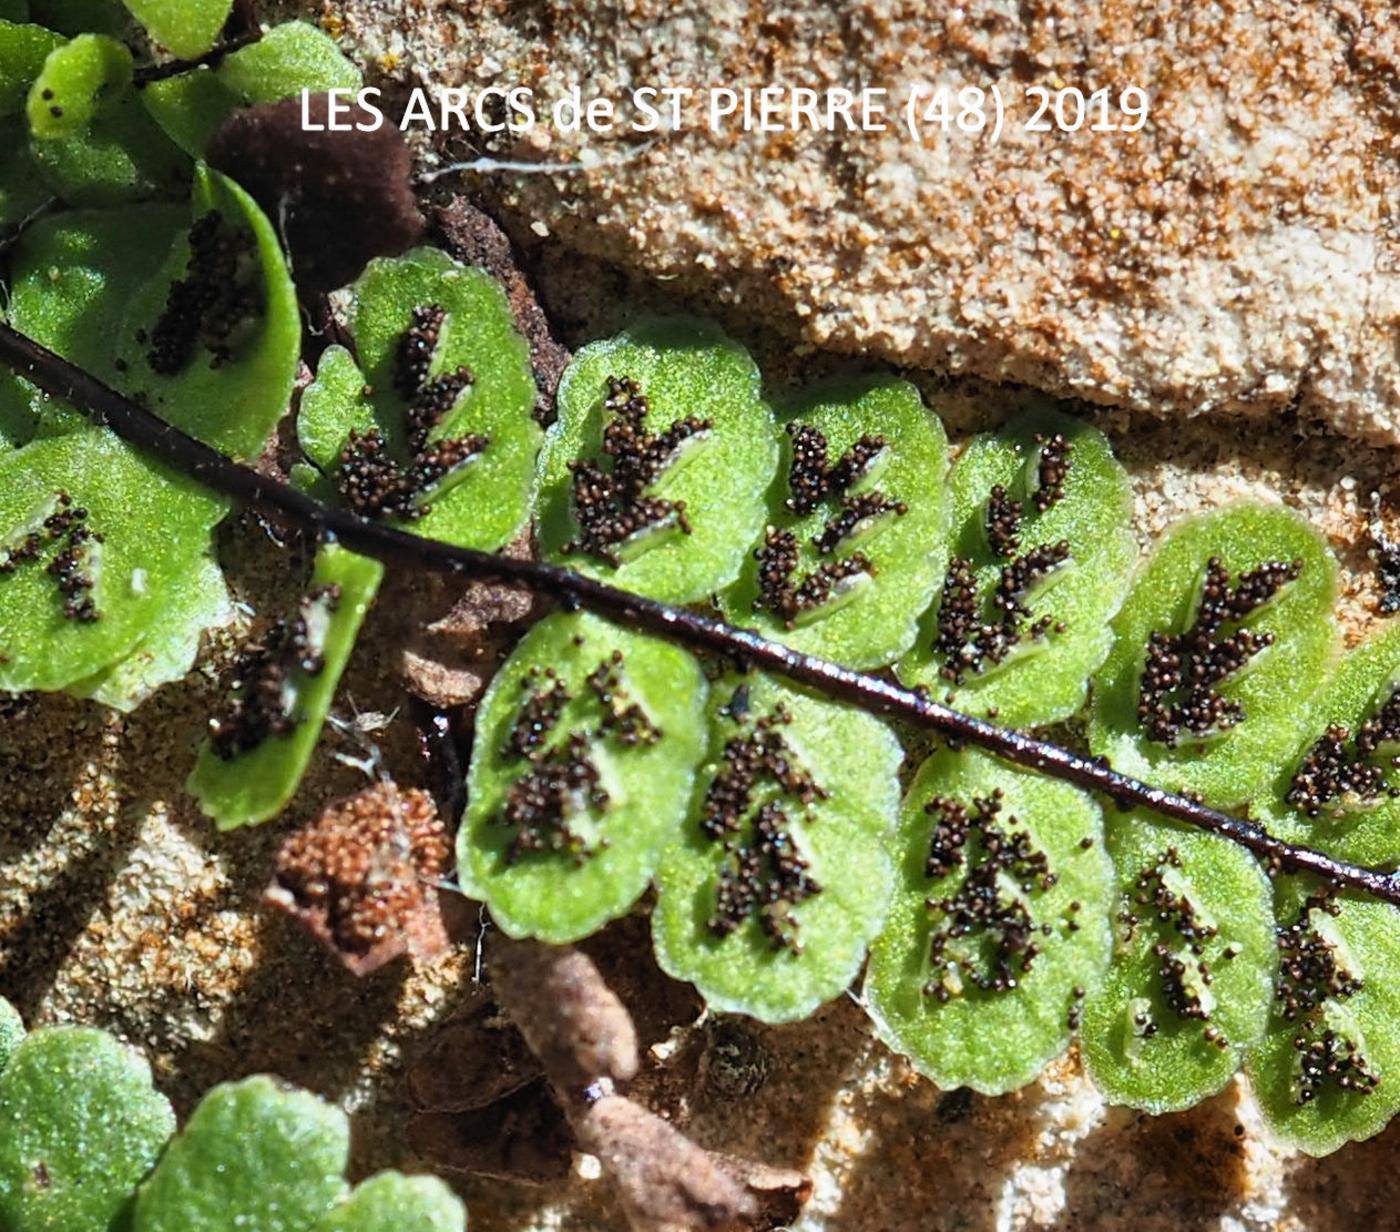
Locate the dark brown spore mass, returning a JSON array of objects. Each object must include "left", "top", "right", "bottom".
[
  {"left": 752, "top": 421, "right": 910, "bottom": 626},
  {"left": 0, "top": 492, "right": 102, "bottom": 622},
  {"left": 1138, "top": 557, "right": 1300, "bottom": 746},
  {"left": 921, "top": 790, "right": 1060, "bottom": 1001},
  {"left": 752, "top": 527, "right": 871, "bottom": 627},
  {"left": 1122, "top": 847, "right": 1229, "bottom": 1047},
  {"left": 207, "top": 93, "right": 424, "bottom": 293},
  {"left": 932, "top": 435, "right": 1075, "bottom": 682},
  {"left": 933, "top": 542, "right": 1069, "bottom": 683},
  {"left": 1286, "top": 700, "right": 1400, "bottom": 817},
  {"left": 1031, "top": 432, "right": 1071, "bottom": 512},
  {"left": 566, "top": 375, "right": 711, "bottom": 564},
  {"left": 148, "top": 211, "right": 260, "bottom": 375},
  {"left": 783, "top": 423, "right": 885, "bottom": 516},
  {"left": 1274, "top": 890, "right": 1380, "bottom": 1103},
  {"left": 335, "top": 305, "right": 487, "bottom": 521},
  {"left": 492, "top": 650, "right": 662, "bottom": 865},
  {"left": 207, "top": 583, "right": 342, "bottom": 759},
  {"left": 701, "top": 703, "right": 827, "bottom": 952},
  {"left": 812, "top": 490, "right": 908, "bottom": 554}
]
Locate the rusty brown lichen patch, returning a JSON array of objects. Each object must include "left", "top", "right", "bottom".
[{"left": 268, "top": 781, "right": 451, "bottom": 975}]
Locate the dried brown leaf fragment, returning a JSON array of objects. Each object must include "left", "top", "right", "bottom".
[{"left": 208, "top": 93, "right": 424, "bottom": 293}]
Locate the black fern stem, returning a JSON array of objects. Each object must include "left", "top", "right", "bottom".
[
  {"left": 3, "top": 320, "right": 1398, "bottom": 906},
  {"left": 131, "top": 30, "right": 264, "bottom": 85}
]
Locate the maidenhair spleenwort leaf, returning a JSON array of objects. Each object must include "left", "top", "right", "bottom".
[
  {"left": 122, "top": 0, "right": 231, "bottom": 59},
  {"left": 458, "top": 610, "right": 708, "bottom": 944},
  {"left": 1245, "top": 881, "right": 1400, "bottom": 1156},
  {"left": 26, "top": 32, "right": 131, "bottom": 138},
  {"left": 28, "top": 1, "right": 129, "bottom": 36},
  {"left": 187, "top": 543, "right": 383, "bottom": 828},
  {"left": 863, "top": 747, "right": 1113, "bottom": 1095},
  {"left": 1079, "top": 811, "right": 1274, "bottom": 1113},
  {"left": 143, "top": 21, "right": 361, "bottom": 156},
  {"left": 0, "top": 1027, "right": 176, "bottom": 1232},
  {"left": 69, "top": 552, "right": 233, "bottom": 712},
  {"left": 0, "top": 18, "right": 62, "bottom": 115},
  {"left": 118, "top": 164, "right": 299, "bottom": 459},
  {"left": 1088, "top": 504, "right": 1338, "bottom": 807},
  {"left": 1252, "top": 622, "right": 1400, "bottom": 868},
  {"left": 651, "top": 672, "right": 901, "bottom": 1023},
  {"left": 6, "top": 203, "right": 187, "bottom": 422},
  {"left": 0, "top": 431, "right": 225, "bottom": 693},
  {"left": 0, "top": 997, "right": 24, "bottom": 1070},
  {"left": 897, "top": 405, "right": 1135, "bottom": 726},
  {"left": 298, "top": 344, "right": 374, "bottom": 470},
  {"left": 29, "top": 77, "right": 188, "bottom": 207},
  {"left": 314, "top": 1172, "right": 466, "bottom": 1232},
  {"left": 719, "top": 375, "right": 948, "bottom": 669},
  {"left": 0, "top": 115, "right": 48, "bottom": 228},
  {"left": 536, "top": 318, "right": 778, "bottom": 603},
  {"left": 217, "top": 21, "right": 360, "bottom": 104},
  {"left": 300, "top": 249, "right": 542, "bottom": 550},
  {"left": 133, "top": 1075, "right": 348, "bottom": 1232}
]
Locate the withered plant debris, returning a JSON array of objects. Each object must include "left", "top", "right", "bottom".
[
  {"left": 697, "top": 1019, "right": 773, "bottom": 1099},
  {"left": 266, "top": 781, "right": 451, "bottom": 975},
  {"left": 406, "top": 1000, "right": 542, "bottom": 1113},
  {"left": 1138, "top": 557, "right": 1300, "bottom": 746},
  {"left": 702, "top": 705, "right": 825, "bottom": 952},
  {"left": 1275, "top": 889, "right": 1380, "bottom": 1103},
  {"left": 488, "top": 935, "right": 809, "bottom": 1229},
  {"left": 923, "top": 789, "right": 1059, "bottom": 1001},
  {"left": 1, "top": 492, "right": 103, "bottom": 623},
  {"left": 207, "top": 582, "right": 342, "bottom": 759},
  {"left": 208, "top": 93, "right": 424, "bottom": 293},
  {"left": 148, "top": 211, "right": 260, "bottom": 374},
  {"left": 566, "top": 375, "right": 711, "bottom": 564},
  {"left": 407, "top": 1081, "right": 576, "bottom": 1187},
  {"left": 491, "top": 937, "right": 639, "bottom": 1093},
  {"left": 575, "top": 1095, "right": 811, "bottom": 1232},
  {"left": 436, "top": 200, "right": 571, "bottom": 423},
  {"left": 394, "top": 528, "right": 545, "bottom": 708}
]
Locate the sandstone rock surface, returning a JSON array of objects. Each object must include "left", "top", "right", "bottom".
[{"left": 309, "top": 0, "right": 1400, "bottom": 440}]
